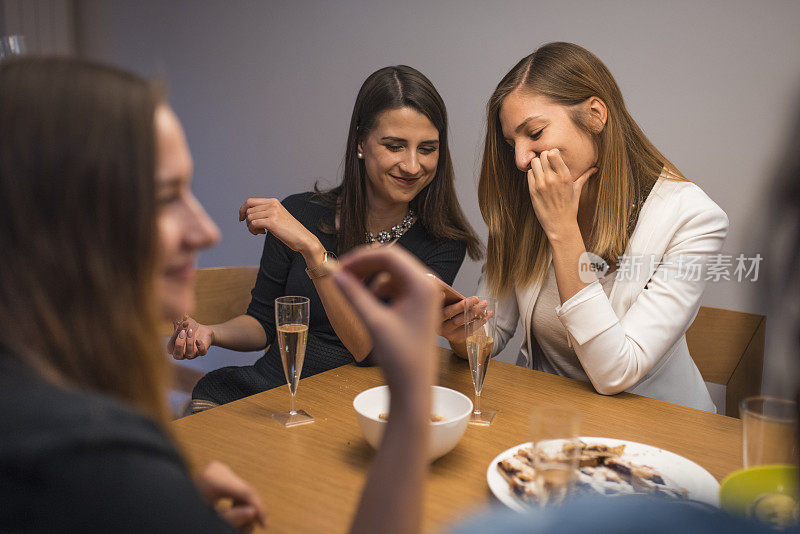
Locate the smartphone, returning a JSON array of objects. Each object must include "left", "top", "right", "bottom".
[{"left": 426, "top": 273, "right": 465, "bottom": 306}]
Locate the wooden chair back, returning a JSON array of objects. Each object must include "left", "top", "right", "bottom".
[
  {"left": 686, "top": 306, "right": 765, "bottom": 417},
  {"left": 191, "top": 266, "right": 259, "bottom": 325},
  {"left": 168, "top": 266, "right": 259, "bottom": 400}
]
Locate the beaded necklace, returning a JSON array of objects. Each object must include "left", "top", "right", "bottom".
[{"left": 365, "top": 209, "right": 415, "bottom": 244}]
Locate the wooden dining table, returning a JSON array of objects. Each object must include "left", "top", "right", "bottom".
[{"left": 172, "top": 347, "right": 743, "bottom": 534}]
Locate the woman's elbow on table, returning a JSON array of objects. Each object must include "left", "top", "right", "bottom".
[
  {"left": 591, "top": 382, "right": 627, "bottom": 396},
  {"left": 583, "top": 358, "right": 645, "bottom": 396}
]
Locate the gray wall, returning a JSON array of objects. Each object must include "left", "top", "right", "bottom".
[{"left": 75, "top": 0, "right": 800, "bottom": 395}]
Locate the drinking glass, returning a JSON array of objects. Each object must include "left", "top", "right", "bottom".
[
  {"left": 741, "top": 396, "right": 798, "bottom": 468},
  {"left": 0, "top": 35, "right": 26, "bottom": 59},
  {"left": 272, "top": 296, "right": 314, "bottom": 427},
  {"left": 464, "top": 297, "right": 497, "bottom": 426},
  {"left": 530, "top": 406, "right": 581, "bottom": 506}
]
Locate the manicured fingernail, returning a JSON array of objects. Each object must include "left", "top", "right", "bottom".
[
  {"left": 188, "top": 328, "right": 193, "bottom": 338},
  {"left": 179, "top": 330, "right": 186, "bottom": 339}
]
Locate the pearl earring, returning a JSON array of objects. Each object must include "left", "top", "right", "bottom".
[{"left": 357, "top": 152, "right": 364, "bottom": 159}]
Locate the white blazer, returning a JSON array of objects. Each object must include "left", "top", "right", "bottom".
[{"left": 483, "top": 176, "right": 727, "bottom": 412}]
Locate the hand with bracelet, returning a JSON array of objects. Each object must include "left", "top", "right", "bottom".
[
  {"left": 240, "top": 196, "right": 376, "bottom": 361},
  {"left": 239, "top": 197, "right": 341, "bottom": 279},
  {"left": 240, "top": 197, "right": 325, "bottom": 263},
  {"left": 169, "top": 197, "right": 333, "bottom": 361}
]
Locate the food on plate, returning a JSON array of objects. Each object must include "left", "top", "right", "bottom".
[
  {"left": 497, "top": 440, "right": 688, "bottom": 502},
  {"left": 378, "top": 413, "right": 445, "bottom": 423},
  {"left": 563, "top": 441, "right": 626, "bottom": 467}
]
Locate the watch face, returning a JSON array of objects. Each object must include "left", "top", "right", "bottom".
[{"left": 322, "top": 252, "right": 339, "bottom": 271}]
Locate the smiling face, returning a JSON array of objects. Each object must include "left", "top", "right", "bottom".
[
  {"left": 153, "top": 105, "right": 220, "bottom": 320},
  {"left": 499, "top": 89, "right": 600, "bottom": 178},
  {"left": 358, "top": 106, "right": 439, "bottom": 209}
]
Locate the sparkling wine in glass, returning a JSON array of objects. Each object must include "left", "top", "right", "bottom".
[
  {"left": 530, "top": 406, "right": 581, "bottom": 506},
  {"left": 272, "top": 296, "right": 314, "bottom": 427},
  {"left": 464, "top": 297, "right": 497, "bottom": 426}
]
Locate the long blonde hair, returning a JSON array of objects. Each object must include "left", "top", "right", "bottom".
[
  {"left": 479, "top": 42, "right": 684, "bottom": 296},
  {"left": 0, "top": 57, "right": 170, "bottom": 425}
]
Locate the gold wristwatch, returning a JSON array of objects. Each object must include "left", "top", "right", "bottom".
[{"left": 305, "top": 250, "right": 338, "bottom": 280}]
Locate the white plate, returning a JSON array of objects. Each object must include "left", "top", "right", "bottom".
[{"left": 486, "top": 437, "right": 720, "bottom": 512}]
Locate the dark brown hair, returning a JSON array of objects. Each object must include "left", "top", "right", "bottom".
[
  {"left": 479, "top": 42, "right": 683, "bottom": 295},
  {"left": 315, "top": 65, "right": 483, "bottom": 260},
  {"left": 0, "top": 57, "right": 169, "bottom": 424}
]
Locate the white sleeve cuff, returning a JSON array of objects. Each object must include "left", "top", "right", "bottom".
[{"left": 555, "top": 280, "right": 618, "bottom": 345}]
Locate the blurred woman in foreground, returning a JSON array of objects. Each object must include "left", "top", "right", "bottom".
[{"left": 0, "top": 57, "right": 438, "bottom": 534}]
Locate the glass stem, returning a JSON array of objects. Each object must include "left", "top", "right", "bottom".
[
  {"left": 290, "top": 390, "right": 297, "bottom": 415},
  {"left": 474, "top": 391, "right": 482, "bottom": 414}
]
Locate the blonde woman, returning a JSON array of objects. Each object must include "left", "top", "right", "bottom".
[{"left": 445, "top": 42, "right": 726, "bottom": 411}]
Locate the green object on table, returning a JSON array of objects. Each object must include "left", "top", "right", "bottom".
[{"left": 720, "top": 465, "right": 799, "bottom": 528}]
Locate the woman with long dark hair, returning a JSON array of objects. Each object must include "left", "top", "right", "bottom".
[
  {"left": 444, "top": 42, "right": 727, "bottom": 411},
  {"left": 175, "top": 65, "right": 482, "bottom": 410}
]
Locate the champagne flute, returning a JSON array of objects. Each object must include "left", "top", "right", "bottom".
[
  {"left": 530, "top": 406, "right": 581, "bottom": 506},
  {"left": 272, "top": 296, "right": 314, "bottom": 427},
  {"left": 464, "top": 297, "right": 497, "bottom": 426}
]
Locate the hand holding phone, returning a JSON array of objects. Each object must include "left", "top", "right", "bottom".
[{"left": 426, "top": 273, "right": 465, "bottom": 306}]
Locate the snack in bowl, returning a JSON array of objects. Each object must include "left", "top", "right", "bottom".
[
  {"left": 497, "top": 440, "right": 688, "bottom": 502},
  {"left": 379, "top": 413, "right": 445, "bottom": 423},
  {"left": 353, "top": 385, "right": 472, "bottom": 460}
]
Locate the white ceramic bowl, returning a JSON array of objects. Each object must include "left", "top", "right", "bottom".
[{"left": 353, "top": 385, "right": 473, "bottom": 460}]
